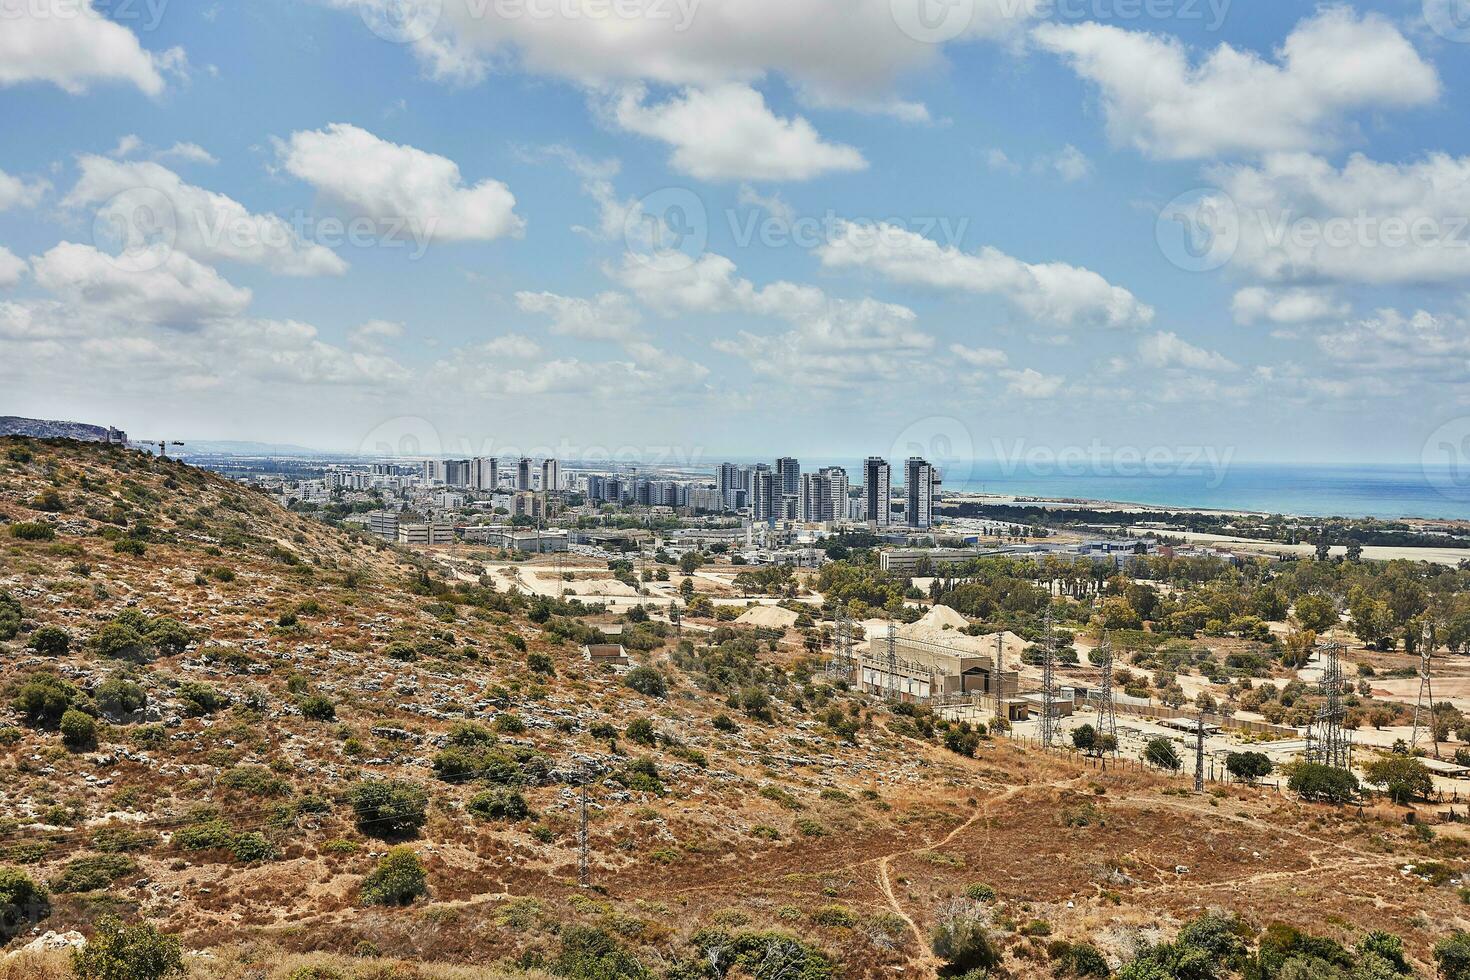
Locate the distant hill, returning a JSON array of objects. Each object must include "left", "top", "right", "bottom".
[
  {"left": 0, "top": 415, "right": 123, "bottom": 442},
  {"left": 175, "top": 439, "right": 331, "bottom": 457}
]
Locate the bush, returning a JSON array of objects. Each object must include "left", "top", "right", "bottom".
[
  {"left": 1142, "top": 737, "right": 1182, "bottom": 771},
  {"left": 94, "top": 623, "right": 151, "bottom": 662},
  {"left": 229, "top": 832, "right": 277, "bottom": 863},
  {"left": 0, "top": 867, "right": 49, "bottom": 938},
  {"left": 1225, "top": 751, "right": 1273, "bottom": 783},
  {"left": 712, "top": 713, "right": 739, "bottom": 733},
  {"left": 625, "top": 666, "right": 668, "bottom": 698},
  {"left": 95, "top": 678, "right": 147, "bottom": 717},
  {"left": 175, "top": 681, "right": 227, "bottom": 716},
  {"left": 27, "top": 625, "right": 71, "bottom": 656},
  {"left": 71, "top": 916, "right": 185, "bottom": 980},
  {"left": 9, "top": 521, "right": 55, "bottom": 541},
  {"left": 554, "top": 925, "right": 648, "bottom": 979},
  {"left": 943, "top": 727, "right": 980, "bottom": 757},
  {"left": 145, "top": 618, "right": 193, "bottom": 656},
  {"left": 173, "top": 820, "right": 236, "bottom": 852},
  {"left": 50, "top": 854, "right": 136, "bottom": 893},
  {"left": 1437, "top": 933, "right": 1470, "bottom": 980},
  {"left": 11, "top": 673, "right": 86, "bottom": 725},
  {"left": 113, "top": 538, "right": 147, "bottom": 556},
  {"left": 0, "top": 592, "right": 19, "bottom": 640},
  {"left": 467, "top": 789, "right": 529, "bottom": 821},
  {"left": 964, "top": 882, "right": 997, "bottom": 902},
  {"left": 60, "top": 708, "right": 98, "bottom": 749},
  {"left": 360, "top": 846, "right": 427, "bottom": 906},
  {"left": 298, "top": 694, "right": 336, "bottom": 721},
  {"left": 219, "top": 765, "right": 291, "bottom": 797},
  {"left": 626, "top": 717, "right": 658, "bottom": 746},
  {"left": 932, "top": 913, "right": 1002, "bottom": 975},
  {"left": 1363, "top": 755, "right": 1433, "bottom": 805},
  {"left": 1288, "top": 762, "right": 1360, "bottom": 804},
  {"left": 347, "top": 780, "right": 429, "bottom": 839},
  {"left": 527, "top": 651, "right": 555, "bottom": 675}
]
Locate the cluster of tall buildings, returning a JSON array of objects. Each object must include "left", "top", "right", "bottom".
[
  {"left": 719, "top": 456, "right": 940, "bottom": 528},
  {"left": 422, "top": 457, "right": 560, "bottom": 493}
]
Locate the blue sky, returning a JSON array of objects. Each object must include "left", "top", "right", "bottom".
[{"left": 1, "top": 0, "right": 1469, "bottom": 473}]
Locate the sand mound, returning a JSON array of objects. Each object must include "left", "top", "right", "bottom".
[{"left": 735, "top": 605, "right": 800, "bottom": 629}]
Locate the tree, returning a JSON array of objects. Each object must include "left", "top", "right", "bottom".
[
  {"left": 1363, "top": 754, "right": 1433, "bottom": 805},
  {"left": 27, "top": 625, "right": 71, "bottom": 656},
  {"left": 1224, "top": 751, "right": 1273, "bottom": 783},
  {"left": 347, "top": 780, "right": 429, "bottom": 839},
  {"left": 0, "top": 867, "right": 48, "bottom": 940},
  {"left": 11, "top": 672, "right": 85, "bottom": 726},
  {"left": 1071, "top": 724, "right": 1098, "bottom": 755},
  {"left": 60, "top": 708, "right": 98, "bottom": 749},
  {"left": 1294, "top": 594, "right": 1338, "bottom": 633},
  {"left": 1143, "top": 737, "right": 1182, "bottom": 771},
  {"left": 360, "top": 846, "right": 427, "bottom": 906},
  {"left": 624, "top": 666, "right": 668, "bottom": 698},
  {"left": 932, "top": 912, "right": 1002, "bottom": 977},
  {"left": 94, "top": 623, "right": 151, "bottom": 661},
  {"left": 1288, "top": 762, "right": 1359, "bottom": 804},
  {"left": 71, "top": 917, "right": 185, "bottom": 980}
]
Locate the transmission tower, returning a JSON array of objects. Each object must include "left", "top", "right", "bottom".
[
  {"left": 886, "top": 622, "right": 900, "bottom": 702},
  {"left": 993, "top": 631, "right": 1006, "bottom": 725},
  {"left": 1194, "top": 711, "right": 1206, "bottom": 792},
  {"left": 1410, "top": 623, "right": 1439, "bottom": 759},
  {"left": 827, "top": 603, "right": 853, "bottom": 680},
  {"left": 1307, "top": 641, "right": 1353, "bottom": 770},
  {"left": 1093, "top": 632, "right": 1118, "bottom": 749},
  {"left": 1040, "top": 609, "right": 1057, "bottom": 748}
]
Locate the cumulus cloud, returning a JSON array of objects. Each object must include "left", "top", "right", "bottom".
[
  {"left": 1232, "top": 287, "right": 1349, "bottom": 325},
  {"left": 0, "top": 0, "right": 185, "bottom": 95},
  {"left": 606, "top": 83, "right": 866, "bottom": 182},
  {"left": 65, "top": 156, "right": 347, "bottom": 277},
  {"left": 275, "top": 123, "right": 524, "bottom": 242},
  {"left": 437, "top": 339, "right": 708, "bottom": 399},
  {"left": 0, "top": 247, "right": 26, "bottom": 288},
  {"left": 30, "top": 241, "right": 252, "bottom": 328},
  {"left": 815, "top": 220, "right": 1153, "bottom": 328},
  {"left": 949, "top": 344, "right": 1009, "bottom": 368},
  {"left": 325, "top": 0, "right": 1033, "bottom": 113},
  {"left": 1136, "top": 331, "right": 1238, "bottom": 372},
  {"left": 1035, "top": 8, "right": 1438, "bottom": 159},
  {"left": 1205, "top": 152, "right": 1470, "bottom": 285},
  {"left": 999, "top": 368, "right": 1063, "bottom": 399},
  {"left": 348, "top": 319, "right": 405, "bottom": 349},
  {"left": 616, "top": 251, "right": 823, "bottom": 318},
  {"left": 1314, "top": 309, "right": 1470, "bottom": 383},
  {"left": 0, "top": 169, "right": 48, "bottom": 211},
  {"left": 515, "top": 290, "right": 643, "bottom": 342}
]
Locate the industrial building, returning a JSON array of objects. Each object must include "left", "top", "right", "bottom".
[{"left": 853, "top": 607, "right": 1023, "bottom": 711}]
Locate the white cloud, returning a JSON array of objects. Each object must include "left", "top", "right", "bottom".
[
  {"left": 616, "top": 251, "right": 824, "bottom": 318},
  {"left": 208, "top": 319, "right": 412, "bottom": 386},
  {"left": 985, "top": 149, "right": 1020, "bottom": 175},
  {"left": 606, "top": 84, "right": 866, "bottom": 182},
  {"left": 999, "top": 367, "right": 1063, "bottom": 399},
  {"left": 437, "top": 338, "right": 707, "bottom": 399},
  {"left": 1050, "top": 145, "right": 1092, "bottom": 182},
  {"left": 158, "top": 142, "right": 218, "bottom": 166},
  {"left": 949, "top": 343, "right": 1009, "bottom": 368},
  {"left": 326, "top": 0, "right": 1033, "bottom": 114},
  {"left": 65, "top": 155, "right": 348, "bottom": 277},
  {"left": 0, "top": 0, "right": 185, "bottom": 95},
  {"left": 1137, "top": 331, "right": 1238, "bottom": 372},
  {"left": 1034, "top": 8, "right": 1438, "bottom": 160},
  {"left": 0, "top": 247, "right": 26, "bottom": 288},
  {"left": 30, "top": 241, "right": 252, "bottom": 328},
  {"left": 515, "top": 290, "right": 643, "bottom": 341},
  {"left": 0, "top": 169, "right": 49, "bottom": 211},
  {"left": 1232, "top": 287, "right": 1349, "bottom": 325},
  {"left": 348, "top": 319, "right": 405, "bottom": 349},
  {"left": 1314, "top": 309, "right": 1470, "bottom": 383},
  {"left": 476, "top": 334, "right": 543, "bottom": 359},
  {"left": 276, "top": 123, "right": 524, "bottom": 242},
  {"left": 816, "top": 220, "right": 1153, "bottom": 328},
  {"left": 1207, "top": 152, "right": 1470, "bottom": 285}
]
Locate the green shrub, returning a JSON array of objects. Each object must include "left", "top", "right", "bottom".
[
  {"left": 145, "top": 618, "right": 193, "bottom": 656},
  {"left": 229, "top": 832, "right": 277, "bottom": 863},
  {"left": 59, "top": 708, "right": 98, "bottom": 749},
  {"left": 1142, "top": 737, "right": 1182, "bottom": 771},
  {"left": 346, "top": 780, "right": 429, "bottom": 839},
  {"left": 712, "top": 713, "right": 739, "bottom": 733},
  {"left": 494, "top": 713, "right": 527, "bottom": 734},
  {"left": 71, "top": 916, "right": 185, "bottom": 980},
  {"left": 96, "top": 679, "right": 147, "bottom": 717},
  {"left": 219, "top": 765, "right": 291, "bottom": 797},
  {"left": 527, "top": 651, "right": 555, "bottom": 675},
  {"left": 9, "top": 522, "right": 56, "bottom": 541},
  {"left": 1436, "top": 933, "right": 1470, "bottom": 980},
  {"left": 1363, "top": 755, "right": 1433, "bottom": 805},
  {"left": 10, "top": 672, "right": 86, "bottom": 725},
  {"left": 172, "top": 820, "right": 236, "bottom": 852},
  {"left": 0, "top": 867, "right": 49, "bottom": 937},
  {"left": 964, "top": 882, "right": 997, "bottom": 902},
  {"left": 360, "top": 846, "right": 427, "bottom": 906},
  {"left": 49, "top": 854, "right": 136, "bottom": 893},
  {"left": 0, "top": 592, "right": 20, "bottom": 640},
  {"left": 626, "top": 718, "right": 658, "bottom": 746},
  {"left": 625, "top": 666, "right": 668, "bottom": 698},
  {"left": 91, "top": 827, "right": 157, "bottom": 854},
  {"left": 113, "top": 538, "right": 147, "bottom": 556},
  {"left": 468, "top": 789, "right": 530, "bottom": 822},
  {"left": 1225, "top": 751, "right": 1273, "bottom": 783},
  {"left": 94, "top": 623, "right": 151, "bottom": 662},
  {"left": 554, "top": 925, "right": 649, "bottom": 979},
  {"left": 932, "top": 913, "right": 1002, "bottom": 976},
  {"left": 298, "top": 694, "right": 336, "bottom": 721},
  {"left": 175, "top": 681, "right": 226, "bottom": 716},
  {"left": 1288, "top": 762, "right": 1360, "bottom": 804},
  {"left": 27, "top": 625, "right": 71, "bottom": 656}
]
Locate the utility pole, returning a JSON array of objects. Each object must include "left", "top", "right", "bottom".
[
  {"left": 1410, "top": 623, "right": 1439, "bottom": 759},
  {"left": 1194, "top": 711, "right": 1206, "bottom": 793},
  {"left": 1040, "top": 608, "right": 1057, "bottom": 749},
  {"left": 578, "top": 781, "right": 590, "bottom": 888}
]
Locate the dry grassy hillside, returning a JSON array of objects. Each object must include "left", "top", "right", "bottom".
[{"left": 0, "top": 438, "right": 1467, "bottom": 979}]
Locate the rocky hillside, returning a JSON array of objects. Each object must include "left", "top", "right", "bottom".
[{"left": 0, "top": 438, "right": 1466, "bottom": 980}]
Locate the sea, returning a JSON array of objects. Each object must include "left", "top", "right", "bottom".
[{"left": 700, "top": 458, "right": 1470, "bottom": 522}]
